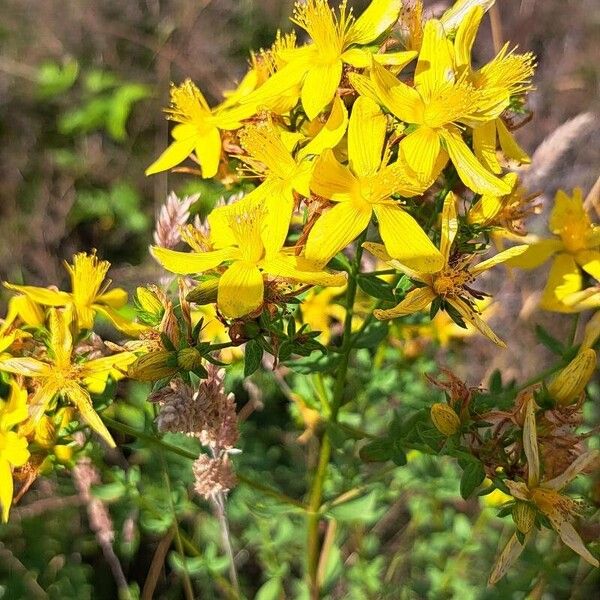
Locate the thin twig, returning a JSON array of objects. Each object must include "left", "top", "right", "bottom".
[{"left": 141, "top": 527, "right": 175, "bottom": 600}]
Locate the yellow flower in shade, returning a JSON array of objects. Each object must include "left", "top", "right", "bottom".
[
  {"left": 453, "top": 6, "right": 535, "bottom": 172},
  {"left": 489, "top": 398, "right": 599, "bottom": 584},
  {"left": 4, "top": 252, "right": 144, "bottom": 336},
  {"left": 151, "top": 203, "right": 347, "bottom": 319},
  {"left": 364, "top": 20, "right": 511, "bottom": 196},
  {"left": 241, "top": 0, "right": 415, "bottom": 120},
  {"left": 145, "top": 79, "right": 256, "bottom": 178},
  {"left": 506, "top": 189, "right": 600, "bottom": 312},
  {"left": 299, "top": 286, "right": 347, "bottom": 344},
  {"left": 304, "top": 96, "right": 443, "bottom": 269},
  {"left": 366, "top": 193, "right": 528, "bottom": 346},
  {"left": 0, "top": 381, "right": 30, "bottom": 522},
  {"left": 0, "top": 310, "right": 137, "bottom": 448}
]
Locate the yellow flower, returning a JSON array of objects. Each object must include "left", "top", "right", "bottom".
[
  {"left": 145, "top": 79, "right": 255, "bottom": 178},
  {"left": 0, "top": 294, "right": 44, "bottom": 335},
  {"left": 366, "top": 192, "right": 527, "bottom": 346},
  {"left": 5, "top": 252, "right": 144, "bottom": 336},
  {"left": 0, "top": 310, "right": 137, "bottom": 448},
  {"left": 299, "top": 286, "right": 347, "bottom": 345},
  {"left": 241, "top": 0, "right": 414, "bottom": 120},
  {"left": 453, "top": 6, "right": 535, "bottom": 172},
  {"left": 489, "top": 398, "right": 599, "bottom": 584},
  {"left": 151, "top": 202, "right": 347, "bottom": 319},
  {"left": 364, "top": 20, "right": 511, "bottom": 195},
  {"left": 506, "top": 189, "right": 600, "bottom": 312},
  {"left": 304, "top": 95, "right": 442, "bottom": 269},
  {"left": 0, "top": 381, "right": 30, "bottom": 522}
]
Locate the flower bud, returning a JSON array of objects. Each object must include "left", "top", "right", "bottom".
[
  {"left": 512, "top": 501, "right": 535, "bottom": 533},
  {"left": 136, "top": 286, "right": 163, "bottom": 315},
  {"left": 187, "top": 279, "right": 219, "bottom": 305},
  {"left": 128, "top": 350, "right": 178, "bottom": 381},
  {"left": 430, "top": 403, "right": 461, "bottom": 436},
  {"left": 177, "top": 348, "right": 203, "bottom": 371},
  {"left": 547, "top": 349, "right": 597, "bottom": 406},
  {"left": 54, "top": 444, "right": 74, "bottom": 464}
]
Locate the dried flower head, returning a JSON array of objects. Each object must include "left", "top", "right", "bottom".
[{"left": 193, "top": 454, "right": 236, "bottom": 500}]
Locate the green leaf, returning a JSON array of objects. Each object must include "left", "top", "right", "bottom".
[
  {"left": 255, "top": 577, "right": 283, "bottom": 600},
  {"left": 328, "top": 490, "right": 379, "bottom": 523},
  {"left": 244, "top": 338, "right": 263, "bottom": 377},
  {"left": 36, "top": 60, "right": 79, "bottom": 98},
  {"left": 354, "top": 321, "right": 388, "bottom": 349},
  {"left": 460, "top": 461, "right": 486, "bottom": 499},
  {"left": 91, "top": 481, "right": 126, "bottom": 502},
  {"left": 359, "top": 438, "right": 393, "bottom": 462},
  {"left": 357, "top": 275, "right": 395, "bottom": 302}
]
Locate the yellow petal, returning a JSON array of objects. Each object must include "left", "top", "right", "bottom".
[
  {"left": 346, "top": 0, "right": 402, "bottom": 45},
  {"left": 441, "top": 0, "right": 495, "bottom": 32},
  {"left": 64, "top": 382, "right": 116, "bottom": 448},
  {"left": 488, "top": 532, "right": 527, "bottom": 586},
  {"left": 239, "top": 121, "right": 296, "bottom": 179},
  {"left": 469, "top": 173, "right": 518, "bottom": 225},
  {"left": 373, "top": 204, "right": 444, "bottom": 273},
  {"left": 82, "top": 352, "right": 138, "bottom": 394},
  {"left": 348, "top": 96, "right": 387, "bottom": 177},
  {"left": 549, "top": 515, "right": 599, "bottom": 568},
  {"left": 348, "top": 71, "right": 383, "bottom": 105},
  {"left": 399, "top": 127, "right": 441, "bottom": 182},
  {"left": 415, "top": 19, "right": 454, "bottom": 98},
  {"left": 194, "top": 126, "right": 222, "bottom": 179},
  {"left": 540, "top": 254, "right": 582, "bottom": 310},
  {"left": 362, "top": 242, "right": 427, "bottom": 282},
  {"left": 505, "top": 238, "right": 563, "bottom": 269},
  {"left": 27, "top": 380, "right": 61, "bottom": 427},
  {"left": 3, "top": 283, "right": 71, "bottom": 307},
  {"left": 261, "top": 181, "right": 295, "bottom": 257},
  {"left": 522, "top": 394, "right": 540, "bottom": 487},
  {"left": 441, "top": 127, "right": 511, "bottom": 195},
  {"left": 374, "top": 286, "right": 436, "bottom": 320},
  {"left": 0, "top": 459, "right": 14, "bottom": 522},
  {"left": 549, "top": 188, "right": 587, "bottom": 235},
  {"left": 305, "top": 202, "right": 372, "bottom": 267},
  {"left": 473, "top": 120, "right": 501, "bottom": 174},
  {"left": 301, "top": 61, "right": 343, "bottom": 120},
  {"left": 370, "top": 60, "right": 424, "bottom": 123},
  {"left": 218, "top": 261, "right": 264, "bottom": 318},
  {"left": 48, "top": 308, "right": 73, "bottom": 369},
  {"left": 447, "top": 296, "right": 506, "bottom": 347},
  {"left": 0, "top": 357, "right": 52, "bottom": 378},
  {"left": 470, "top": 244, "right": 529, "bottom": 276},
  {"left": 262, "top": 254, "right": 348, "bottom": 287},
  {"left": 145, "top": 136, "right": 197, "bottom": 176},
  {"left": 440, "top": 192, "right": 459, "bottom": 264},
  {"left": 373, "top": 50, "right": 418, "bottom": 68},
  {"left": 497, "top": 118, "right": 530, "bottom": 164},
  {"left": 453, "top": 6, "right": 484, "bottom": 69},
  {"left": 95, "top": 287, "right": 128, "bottom": 308},
  {"left": 576, "top": 249, "right": 600, "bottom": 279},
  {"left": 310, "top": 149, "right": 355, "bottom": 202},
  {"left": 150, "top": 246, "right": 236, "bottom": 275},
  {"left": 94, "top": 305, "right": 147, "bottom": 337},
  {"left": 545, "top": 450, "right": 600, "bottom": 491},
  {"left": 297, "top": 95, "right": 348, "bottom": 160}
]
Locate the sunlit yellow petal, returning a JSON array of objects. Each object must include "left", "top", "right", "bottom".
[
  {"left": 447, "top": 296, "right": 506, "bottom": 347},
  {"left": 48, "top": 309, "right": 73, "bottom": 369},
  {"left": 310, "top": 149, "right": 355, "bottom": 202},
  {"left": 505, "top": 238, "right": 563, "bottom": 269},
  {"left": 441, "top": 127, "right": 511, "bottom": 195},
  {"left": 150, "top": 246, "right": 236, "bottom": 275},
  {"left": 540, "top": 253, "right": 582, "bottom": 310},
  {"left": 576, "top": 250, "right": 600, "bottom": 279},
  {"left": 94, "top": 305, "right": 147, "bottom": 337},
  {"left": 0, "top": 459, "right": 14, "bottom": 523},
  {"left": 301, "top": 61, "right": 343, "bottom": 120},
  {"left": 373, "top": 204, "right": 444, "bottom": 272},
  {"left": 82, "top": 351, "right": 138, "bottom": 394},
  {"left": 3, "top": 283, "right": 71, "bottom": 307},
  {"left": 346, "top": 0, "right": 402, "bottom": 45},
  {"left": 473, "top": 120, "right": 501, "bottom": 174},
  {"left": 454, "top": 6, "right": 484, "bottom": 69},
  {"left": 64, "top": 382, "right": 115, "bottom": 448},
  {"left": 400, "top": 127, "right": 441, "bottom": 182},
  {"left": 145, "top": 136, "right": 197, "bottom": 176},
  {"left": 298, "top": 95, "right": 348, "bottom": 160},
  {"left": 374, "top": 287, "right": 436, "bottom": 320},
  {"left": 0, "top": 357, "right": 52, "bottom": 378},
  {"left": 470, "top": 244, "right": 529, "bottom": 276},
  {"left": 440, "top": 192, "right": 459, "bottom": 264},
  {"left": 496, "top": 119, "right": 530, "bottom": 164},
  {"left": 415, "top": 19, "right": 454, "bottom": 99},
  {"left": 95, "top": 288, "right": 128, "bottom": 309},
  {"left": 218, "top": 261, "right": 264, "bottom": 318},
  {"left": 194, "top": 126, "right": 222, "bottom": 179},
  {"left": 348, "top": 96, "right": 387, "bottom": 177},
  {"left": 262, "top": 254, "right": 348, "bottom": 287},
  {"left": 305, "top": 202, "right": 372, "bottom": 267}
]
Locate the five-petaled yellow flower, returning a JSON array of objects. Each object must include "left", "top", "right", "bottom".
[
  {"left": 305, "top": 95, "right": 442, "bottom": 269},
  {"left": 363, "top": 20, "right": 511, "bottom": 196},
  {"left": 242, "top": 0, "right": 415, "bottom": 120},
  {"left": 0, "top": 309, "right": 136, "bottom": 448},
  {"left": 0, "top": 381, "right": 30, "bottom": 522},
  {"left": 146, "top": 79, "right": 255, "bottom": 178},
  {"left": 506, "top": 188, "right": 600, "bottom": 312},
  {"left": 151, "top": 202, "right": 347, "bottom": 319},
  {"left": 5, "top": 252, "right": 144, "bottom": 336},
  {"left": 364, "top": 192, "right": 527, "bottom": 346}
]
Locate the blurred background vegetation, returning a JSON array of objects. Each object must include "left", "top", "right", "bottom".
[{"left": 0, "top": 1, "right": 598, "bottom": 598}]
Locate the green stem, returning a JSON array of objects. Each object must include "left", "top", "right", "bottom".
[
  {"left": 306, "top": 231, "right": 366, "bottom": 598},
  {"left": 104, "top": 416, "right": 306, "bottom": 509}
]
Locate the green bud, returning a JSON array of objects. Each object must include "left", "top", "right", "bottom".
[{"left": 187, "top": 280, "right": 219, "bottom": 305}]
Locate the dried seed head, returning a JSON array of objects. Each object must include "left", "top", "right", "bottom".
[{"left": 193, "top": 454, "right": 236, "bottom": 500}]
